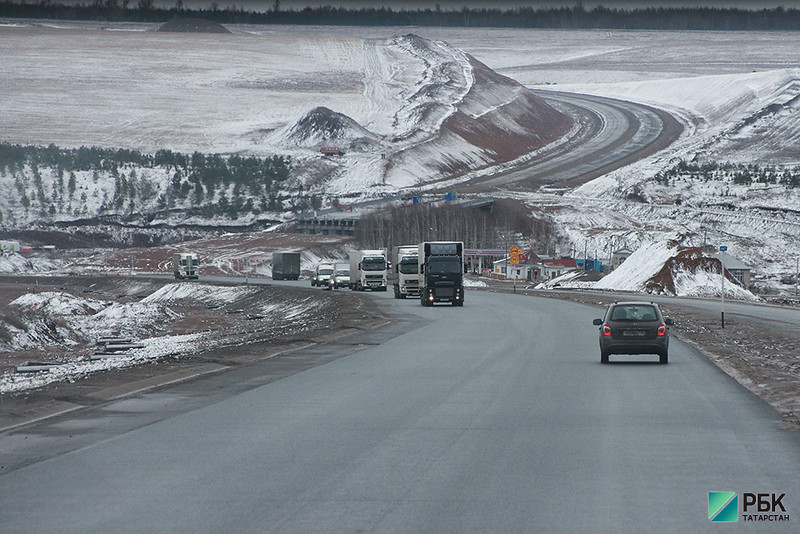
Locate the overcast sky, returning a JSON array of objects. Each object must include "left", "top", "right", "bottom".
[{"left": 32, "top": 1, "right": 800, "bottom": 10}]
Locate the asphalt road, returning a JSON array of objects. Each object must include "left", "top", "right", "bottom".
[
  {"left": 557, "top": 288, "right": 800, "bottom": 333},
  {"left": 455, "top": 90, "right": 682, "bottom": 192},
  {"left": 1, "top": 288, "right": 798, "bottom": 533}
]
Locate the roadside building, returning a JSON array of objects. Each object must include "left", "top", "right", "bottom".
[
  {"left": 320, "top": 146, "right": 341, "bottom": 156},
  {"left": 711, "top": 252, "right": 752, "bottom": 287},
  {"left": 576, "top": 258, "right": 604, "bottom": 272},
  {"left": 492, "top": 257, "right": 515, "bottom": 278},
  {"left": 610, "top": 247, "right": 633, "bottom": 270},
  {"left": 539, "top": 258, "right": 578, "bottom": 280},
  {"left": 491, "top": 254, "right": 542, "bottom": 281}
]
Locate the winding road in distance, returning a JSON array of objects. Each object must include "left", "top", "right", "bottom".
[{"left": 455, "top": 89, "right": 683, "bottom": 192}]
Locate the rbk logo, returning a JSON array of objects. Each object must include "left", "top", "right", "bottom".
[{"left": 709, "top": 491, "right": 739, "bottom": 522}]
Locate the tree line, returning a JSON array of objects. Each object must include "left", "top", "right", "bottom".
[
  {"left": 3, "top": 2, "right": 800, "bottom": 31},
  {"left": 655, "top": 160, "right": 800, "bottom": 188},
  {"left": 354, "top": 199, "right": 567, "bottom": 256},
  {"left": 0, "top": 143, "right": 293, "bottom": 224}
]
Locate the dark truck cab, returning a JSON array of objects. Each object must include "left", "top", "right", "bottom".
[{"left": 419, "top": 241, "right": 467, "bottom": 307}]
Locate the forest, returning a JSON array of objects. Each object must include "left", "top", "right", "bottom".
[
  {"left": 655, "top": 160, "right": 800, "bottom": 188},
  {"left": 354, "top": 199, "right": 566, "bottom": 255},
  {"left": 2, "top": 2, "right": 800, "bottom": 31},
  {"left": 0, "top": 143, "right": 294, "bottom": 224}
]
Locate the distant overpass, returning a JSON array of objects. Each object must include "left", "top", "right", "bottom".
[{"left": 293, "top": 196, "right": 496, "bottom": 236}]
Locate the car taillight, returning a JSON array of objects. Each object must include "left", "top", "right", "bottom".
[
  {"left": 602, "top": 323, "right": 612, "bottom": 336},
  {"left": 657, "top": 322, "right": 666, "bottom": 336}
]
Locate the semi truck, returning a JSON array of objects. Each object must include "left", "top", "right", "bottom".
[
  {"left": 272, "top": 252, "right": 301, "bottom": 280},
  {"left": 418, "top": 241, "right": 466, "bottom": 306},
  {"left": 173, "top": 252, "right": 199, "bottom": 279},
  {"left": 349, "top": 249, "right": 388, "bottom": 291},
  {"left": 391, "top": 245, "right": 420, "bottom": 299}
]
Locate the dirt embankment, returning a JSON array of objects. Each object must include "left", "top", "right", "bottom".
[{"left": 440, "top": 56, "right": 574, "bottom": 167}]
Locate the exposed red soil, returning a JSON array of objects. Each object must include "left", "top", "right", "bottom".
[
  {"left": 646, "top": 246, "right": 741, "bottom": 295},
  {"left": 441, "top": 57, "right": 573, "bottom": 165}
]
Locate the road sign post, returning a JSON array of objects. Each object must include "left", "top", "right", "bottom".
[{"left": 510, "top": 247, "right": 521, "bottom": 293}]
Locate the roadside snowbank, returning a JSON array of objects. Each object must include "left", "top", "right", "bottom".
[
  {"left": 0, "top": 282, "right": 334, "bottom": 393},
  {"left": 0, "top": 333, "right": 202, "bottom": 394},
  {"left": 0, "top": 253, "right": 61, "bottom": 273},
  {"left": 594, "top": 241, "right": 757, "bottom": 300}
]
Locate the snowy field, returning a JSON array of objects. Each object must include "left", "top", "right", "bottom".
[
  {"left": 3, "top": 22, "right": 797, "bottom": 158},
  {"left": 2, "top": 20, "right": 800, "bottom": 293}
]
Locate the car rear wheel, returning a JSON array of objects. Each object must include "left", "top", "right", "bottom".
[
  {"left": 600, "top": 349, "right": 609, "bottom": 364},
  {"left": 659, "top": 350, "right": 669, "bottom": 364}
]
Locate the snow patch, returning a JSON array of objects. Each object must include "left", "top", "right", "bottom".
[
  {"left": 141, "top": 283, "right": 254, "bottom": 305},
  {"left": 593, "top": 241, "right": 757, "bottom": 300}
]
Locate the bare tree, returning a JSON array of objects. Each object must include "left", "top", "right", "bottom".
[{"left": 355, "top": 200, "right": 569, "bottom": 256}]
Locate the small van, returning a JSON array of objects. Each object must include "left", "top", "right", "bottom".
[{"left": 311, "top": 263, "right": 335, "bottom": 287}]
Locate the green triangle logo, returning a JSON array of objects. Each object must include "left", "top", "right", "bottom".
[{"left": 709, "top": 491, "right": 738, "bottom": 522}]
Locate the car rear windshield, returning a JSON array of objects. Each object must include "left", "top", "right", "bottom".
[{"left": 610, "top": 305, "right": 658, "bottom": 322}]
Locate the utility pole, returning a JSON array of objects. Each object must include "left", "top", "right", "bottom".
[
  {"left": 583, "top": 240, "right": 587, "bottom": 270},
  {"left": 720, "top": 246, "right": 727, "bottom": 328}
]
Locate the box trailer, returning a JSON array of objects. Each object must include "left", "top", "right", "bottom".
[{"left": 272, "top": 252, "right": 301, "bottom": 280}]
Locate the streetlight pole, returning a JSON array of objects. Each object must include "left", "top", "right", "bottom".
[{"left": 513, "top": 265, "right": 517, "bottom": 293}]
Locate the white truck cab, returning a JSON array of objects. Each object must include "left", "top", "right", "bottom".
[
  {"left": 173, "top": 253, "right": 199, "bottom": 279},
  {"left": 349, "top": 249, "right": 388, "bottom": 291},
  {"left": 392, "top": 245, "right": 420, "bottom": 298}
]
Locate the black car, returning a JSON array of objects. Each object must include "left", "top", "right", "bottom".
[{"left": 593, "top": 301, "right": 674, "bottom": 364}]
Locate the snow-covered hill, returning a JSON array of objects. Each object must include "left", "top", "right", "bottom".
[
  {"left": 537, "top": 67, "right": 800, "bottom": 295},
  {"left": 2, "top": 22, "right": 800, "bottom": 294},
  {"left": 0, "top": 27, "right": 571, "bottom": 221},
  {"left": 593, "top": 241, "right": 757, "bottom": 300}
]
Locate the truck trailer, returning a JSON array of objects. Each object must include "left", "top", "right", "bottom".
[
  {"left": 349, "top": 249, "right": 388, "bottom": 291},
  {"left": 391, "top": 245, "right": 420, "bottom": 299},
  {"left": 418, "top": 241, "right": 466, "bottom": 306},
  {"left": 173, "top": 253, "right": 199, "bottom": 279},
  {"left": 272, "top": 252, "right": 301, "bottom": 280}
]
